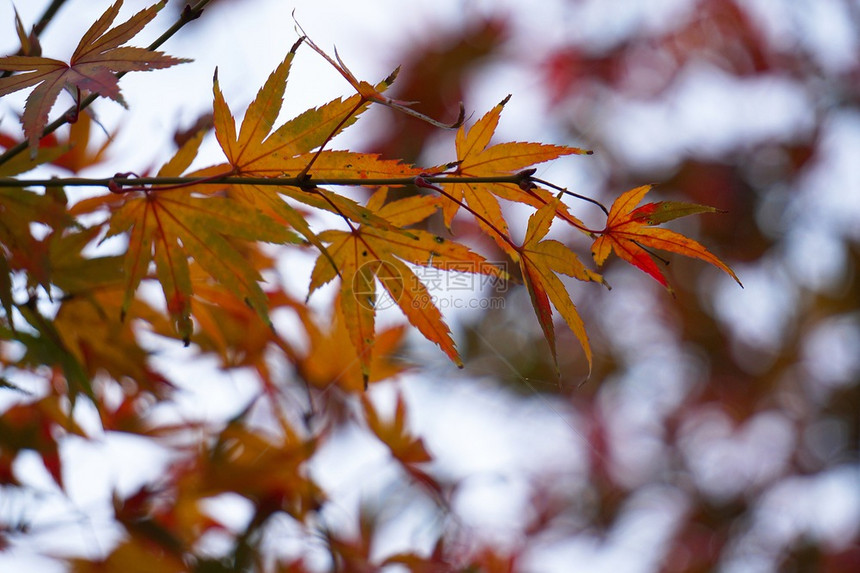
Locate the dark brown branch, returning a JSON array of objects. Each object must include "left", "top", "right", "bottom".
[
  {"left": 0, "top": 172, "right": 535, "bottom": 190},
  {"left": 32, "top": 0, "right": 68, "bottom": 36}
]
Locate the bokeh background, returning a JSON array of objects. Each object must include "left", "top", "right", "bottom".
[{"left": 1, "top": 0, "right": 859, "bottom": 571}]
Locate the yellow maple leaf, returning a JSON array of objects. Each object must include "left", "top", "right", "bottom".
[
  {"left": 105, "top": 131, "right": 298, "bottom": 343},
  {"left": 517, "top": 198, "right": 606, "bottom": 374},
  {"left": 309, "top": 188, "right": 507, "bottom": 385}
]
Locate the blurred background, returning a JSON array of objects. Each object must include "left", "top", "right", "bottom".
[{"left": 1, "top": 0, "right": 859, "bottom": 571}]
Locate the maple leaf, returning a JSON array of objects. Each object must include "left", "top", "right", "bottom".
[
  {"left": 44, "top": 226, "right": 124, "bottom": 296},
  {"left": 361, "top": 392, "right": 443, "bottom": 502},
  {"left": 517, "top": 198, "right": 606, "bottom": 373},
  {"left": 0, "top": 132, "right": 69, "bottom": 176},
  {"left": 18, "top": 225, "right": 176, "bottom": 397},
  {"left": 0, "top": 0, "right": 189, "bottom": 153},
  {"left": 309, "top": 188, "right": 507, "bottom": 385},
  {"left": 0, "top": 113, "right": 112, "bottom": 174},
  {"left": 0, "top": 186, "right": 73, "bottom": 301},
  {"left": 190, "top": 282, "right": 305, "bottom": 395},
  {"left": 193, "top": 418, "right": 322, "bottom": 521},
  {"left": 297, "top": 294, "right": 408, "bottom": 393},
  {"left": 210, "top": 47, "right": 421, "bottom": 253},
  {"left": 14, "top": 297, "right": 95, "bottom": 403},
  {"left": 362, "top": 393, "right": 431, "bottom": 465},
  {"left": 0, "top": 395, "right": 85, "bottom": 490},
  {"left": 441, "top": 96, "right": 592, "bottom": 256},
  {"left": 105, "top": 130, "right": 299, "bottom": 343},
  {"left": 591, "top": 185, "right": 742, "bottom": 290},
  {"left": 54, "top": 287, "right": 172, "bottom": 397},
  {"left": 212, "top": 44, "right": 396, "bottom": 177}
]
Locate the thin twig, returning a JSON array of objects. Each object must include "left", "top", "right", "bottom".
[{"left": 147, "top": 0, "right": 211, "bottom": 53}]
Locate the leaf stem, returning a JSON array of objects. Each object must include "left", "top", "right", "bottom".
[
  {"left": 531, "top": 176, "right": 609, "bottom": 216},
  {"left": 313, "top": 188, "right": 357, "bottom": 233},
  {"left": 414, "top": 176, "right": 519, "bottom": 252}
]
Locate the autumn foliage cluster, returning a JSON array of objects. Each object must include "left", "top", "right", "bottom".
[{"left": 13, "top": 0, "right": 847, "bottom": 571}]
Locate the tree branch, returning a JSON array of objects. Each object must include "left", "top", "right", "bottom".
[
  {"left": 0, "top": 172, "right": 535, "bottom": 190},
  {"left": 32, "top": 0, "right": 68, "bottom": 36}
]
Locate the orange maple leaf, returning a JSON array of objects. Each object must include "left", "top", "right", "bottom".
[
  {"left": 0, "top": 396, "right": 86, "bottom": 491},
  {"left": 210, "top": 47, "right": 421, "bottom": 247},
  {"left": 211, "top": 45, "right": 416, "bottom": 182},
  {"left": 105, "top": 131, "right": 298, "bottom": 343},
  {"left": 362, "top": 393, "right": 432, "bottom": 465},
  {"left": 0, "top": 114, "right": 115, "bottom": 174},
  {"left": 591, "top": 185, "right": 742, "bottom": 290},
  {"left": 517, "top": 198, "right": 606, "bottom": 373},
  {"left": 309, "top": 188, "right": 507, "bottom": 385},
  {"left": 54, "top": 287, "right": 171, "bottom": 397},
  {"left": 297, "top": 295, "right": 409, "bottom": 393},
  {"left": 0, "top": 0, "right": 189, "bottom": 153},
  {"left": 188, "top": 418, "right": 321, "bottom": 521},
  {"left": 442, "top": 96, "right": 592, "bottom": 256}
]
